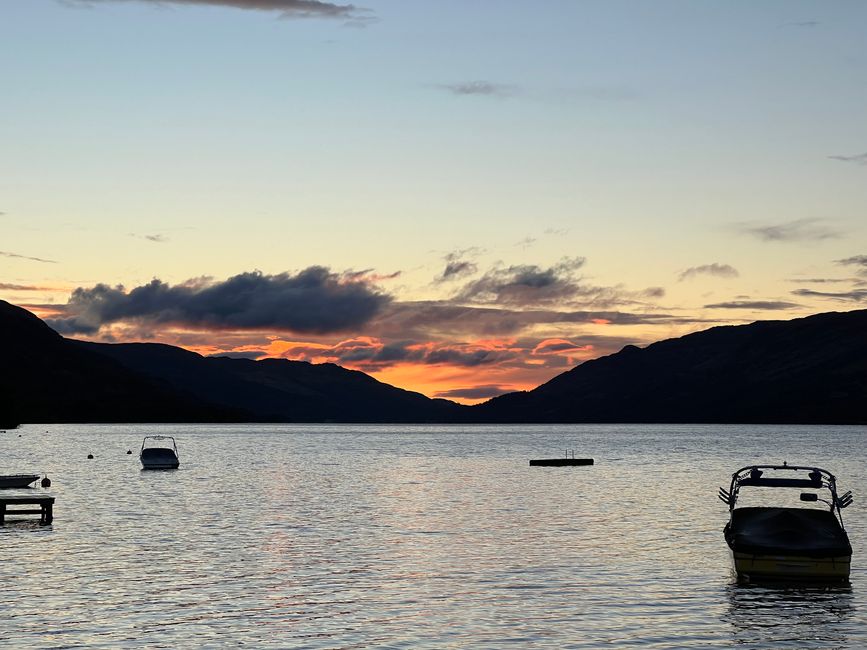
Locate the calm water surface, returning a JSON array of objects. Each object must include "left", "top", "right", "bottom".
[{"left": 2, "top": 424, "right": 866, "bottom": 648}]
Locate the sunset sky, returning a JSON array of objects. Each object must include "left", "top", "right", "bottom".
[{"left": 2, "top": 0, "right": 866, "bottom": 402}]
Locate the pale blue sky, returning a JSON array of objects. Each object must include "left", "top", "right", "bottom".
[{"left": 2, "top": 0, "right": 866, "bottom": 398}]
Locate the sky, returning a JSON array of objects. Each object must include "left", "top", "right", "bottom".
[{"left": 1, "top": 0, "right": 866, "bottom": 403}]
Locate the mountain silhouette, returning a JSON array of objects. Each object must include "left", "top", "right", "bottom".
[
  {"left": 75, "top": 340, "right": 464, "bottom": 422},
  {"left": 0, "top": 300, "right": 245, "bottom": 423},
  {"left": 2, "top": 300, "right": 865, "bottom": 424},
  {"left": 0, "top": 300, "right": 463, "bottom": 423},
  {"left": 475, "top": 309, "right": 867, "bottom": 423}
]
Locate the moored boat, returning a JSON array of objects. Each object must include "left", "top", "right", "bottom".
[
  {"left": 719, "top": 464, "right": 852, "bottom": 582},
  {"left": 0, "top": 474, "right": 40, "bottom": 489},
  {"left": 140, "top": 435, "right": 180, "bottom": 470}
]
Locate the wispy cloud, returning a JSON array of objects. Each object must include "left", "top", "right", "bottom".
[
  {"left": 70, "top": 0, "right": 370, "bottom": 20},
  {"left": 0, "top": 250, "right": 58, "bottom": 264},
  {"left": 785, "top": 277, "right": 854, "bottom": 284},
  {"left": 828, "top": 152, "right": 867, "bottom": 166},
  {"left": 434, "top": 385, "right": 511, "bottom": 400},
  {"left": 129, "top": 233, "right": 169, "bottom": 243},
  {"left": 792, "top": 288, "right": 867, "bottom": 302},
  {"left": 678, "top": 263, "right": 739, "bottom": 282},
  {"left": 703, "top": 300, "right": 801, "bottom": 310},
  {"left": 438, "top": 81, "right": 517, "bottom": 98},
  {"left": 835, "top": 255, "right": 867, "bottom": 275},
  {"left": 0, "top": 283, "right": 54, "bottom": 291},
  {"left": 782, "top": 20, "right": 820, "bottom": 28},
  {"left": 733, "top": 218, "right": 842, "bottom": 242},
  {"left": 373, "top": 301, "right": 695, "bottom": 342}
]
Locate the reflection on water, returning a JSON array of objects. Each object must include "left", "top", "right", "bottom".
[
  {"left": 1, "top": 423, "right": 866, "bottom": 648},
  {"left": 725, "top": 583, "right": 854, "bottom": 649}
]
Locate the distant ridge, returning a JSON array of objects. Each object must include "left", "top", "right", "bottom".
[
  {"left": 2, "top": 300, "right": 865, "bottom": 424},
  {"left": 0, "top": 300, "right": 463, "bottom": 423},
  {"left": 475, "top": 309, "right": 867, "bottom": 424},
  {"left": 75, "top": 340, "right": 464, "bottom": 423},
  {"left": 0, "top": 300, "right": 246, "bottom": 423}
]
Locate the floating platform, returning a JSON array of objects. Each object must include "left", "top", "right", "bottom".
[
  {"left": 0, "top": 496, "right": 55, "bottom": 525},
  {"left": 530, "top": 458, "right": 594, "bottom": 467}
]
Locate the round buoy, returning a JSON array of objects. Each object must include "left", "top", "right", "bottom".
[
  {"left": 87, "top": 453, "right": 94, "bottom": 459},
  {"left": 41, "top": 477, "right": 51, "bottom": 488},
  {"left": 126, "top": 449, "right": 132, "bottom": 455}
]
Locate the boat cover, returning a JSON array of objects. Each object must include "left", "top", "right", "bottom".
[
  {"left": 727, "top": 507, "right": 851, "bottom": 558},
  {"left": 141, "top": 448, "right": 178, "bottom": 462}
]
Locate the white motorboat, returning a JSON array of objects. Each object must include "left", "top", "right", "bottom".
[{"left": 140, "top": 436, "right": 180, "bottom": 470}]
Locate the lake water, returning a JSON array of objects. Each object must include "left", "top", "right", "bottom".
[{"left": 2, "top": 424, "right": 866, "bottom": 648}]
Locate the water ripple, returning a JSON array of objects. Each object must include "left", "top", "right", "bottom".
[{"left": 1, "top": 423, "right": 866, "bottom": 647}]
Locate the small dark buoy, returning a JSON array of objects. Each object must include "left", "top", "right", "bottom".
[
  {"left": 127, "top": 449, "right": 132, "bottom": 455},
  {"left": 41, "top": 476, "right": 51, "bottom": 488},
  {"left": 87, "top": 453, "right": 94, "bottom": 459}
]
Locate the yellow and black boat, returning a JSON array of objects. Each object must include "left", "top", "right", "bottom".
[{"left": 719, "top": 464, "right": 853, "bottom": 583}]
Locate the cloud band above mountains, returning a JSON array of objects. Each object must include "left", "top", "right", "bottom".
[{"left": 48, "top": 267, "right": 390, "bottom": 335}]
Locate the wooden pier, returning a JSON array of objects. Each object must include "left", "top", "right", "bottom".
[{"left": 0, "top": 496, "right": 55, "bottom": 525}]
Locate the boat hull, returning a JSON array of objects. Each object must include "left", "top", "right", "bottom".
[
  {"left": 0, "top": 474, "right": 40, "bottom": 489},
  {"left": 730, "top": 549, "right": 850, "bottom": 582},
  {"left": 140, "top": 461, "right": 180, "bottom": 470}
]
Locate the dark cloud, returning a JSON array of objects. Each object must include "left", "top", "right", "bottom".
[
  {"left": 450, "top": 258, "right": 668, "bottom": 309},
  {"left": 733, "top": 218, "right": 842, "bottom": 243},
  {"left": 703, "top": 300, "right": 801, "bottom": 310},
  {"left": 436, "top": 248, "right": 482, "bottom": 283},
  {"left": 791, "top": 288, "right": 867, "bottom": 303},
  {"left": 434, "top": 385, "right": 511, "bottom": 400},
  {"left": 828, "top": 152, "right": 867, "bottom": 166},
  {"left": 454, "top": 257, "right": 588, "bottom": 305},
  {"left": 678, "top": 263, "right": 739, "bottom": 281},
  {"left": 440, "top": 260, "right": 478, "bottom": 281},
  {"left": 641, "top": 287, "right": 665, "bottom": 299},
  {"left": 0, "top": 250, "right": 57, "bottom": 264},
  {"left": 424, "top": 347, "right": 509, "bottom": 367},
  {"left": 439, "top": 81, "right": 516, "bottom": 98},
  {"left": 276, "top": 337, "right": 522, "bottom": 370},
  {"left": 75, "top": 0, "right": 368, "bottom": 19},
  {"left": 532, "top": 339, "right": 585, "bottom": 355},
  {"left": 47, "top": 267, "right": 390, "bottom": 335}
]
